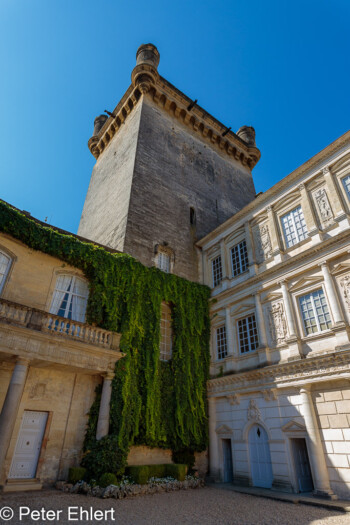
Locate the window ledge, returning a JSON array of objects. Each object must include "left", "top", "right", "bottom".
[
  {"left": 284, "top": 236, "right": 311, "bottom": 253},
  {"left": 301, "top": 329, "right": 334, "bottom": 342}
]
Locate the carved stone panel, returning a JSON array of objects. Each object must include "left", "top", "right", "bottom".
[
  {"left": 340, "top": 274, "right": 350, "bottom": 312},
  {"left": 253, "top": 223, "right": 272, "bottom": 262},
  {"left": 268, "top": 302, "right": 288, "bottom": 346},
  {"left": 247, "top": 399, "right": 261, "bottom": 421},
  {"left": 314, "top": 188, "right": 333, "bottom": 226}
]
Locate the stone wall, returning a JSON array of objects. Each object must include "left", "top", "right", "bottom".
[
  {"left": 79, "top": 95, "right": 256, "bottom": 281},
  {"left": 127, "top": 446, "right": 208, "bottom": 478},
  {"left": 314, "top": 382, "right": 350, "bottom": 499},
  {"left": 0, "top": 365, "right": 100, "bottom": 484},
  {"left": 0, "top": 234, "right": 86, "bottom": 311},
  {"left": 78, "top": 101, "right": 143, "bottom": 251},
  {"left": 213, "top": 383, "right": 350, "bottom": 499}
]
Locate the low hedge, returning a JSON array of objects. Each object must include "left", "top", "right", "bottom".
[
  {"left": 126, "top": 463, "right": 187, "bottom": 484},
  {"left": 166, "top": 463, "right": 187, "bottom": 482},
  {"left": 68, "top": 467, "right": 87, "bottom": 484}
]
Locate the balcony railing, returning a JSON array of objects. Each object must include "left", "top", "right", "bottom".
[{"left": 0, "top": 298, "right": 119, "bottom": 350}]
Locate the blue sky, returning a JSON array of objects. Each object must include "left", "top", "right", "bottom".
[{"left": 1, "top": 0, "right": 349, "bottom": 233}]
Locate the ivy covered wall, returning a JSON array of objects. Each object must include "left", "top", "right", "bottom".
[{"left": 0, "top": 201, "right": 211, "bottom": 454}]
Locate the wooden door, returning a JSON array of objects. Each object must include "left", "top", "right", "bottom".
[
  {"left": 9, "top": 411, "right": 48, "bottom": 479},
  {"left": 292, "top": 438, "right": 314, "bottom": 492},
  {"left": 248, "top": 425, "right": 273, "bottom": 488}
]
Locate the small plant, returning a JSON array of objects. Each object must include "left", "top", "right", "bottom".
[
  {"left": 98, "top": 473, "right": 118, "bottom": 488},
  {"left": 81, "top": 436, "right": 127, "bottom": 480},
  {"left": 68, "top": 467, "right": 87, "bottom": 484}
]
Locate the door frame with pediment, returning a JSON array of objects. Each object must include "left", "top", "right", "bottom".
[{"left": 282, "top": 419, "right": 314, "bottom": 493}]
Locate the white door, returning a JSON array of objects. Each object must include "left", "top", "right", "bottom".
[
  {"left": 248, "top": 424, "right": 273, "bottom": 488},
  {"left": 9, "top": 411, "right": 48, "bottom": 479}
]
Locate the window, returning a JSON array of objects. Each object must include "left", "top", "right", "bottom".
[
  {"left": 190, "top": 207, "right": 196, "bottom": 226},
  {"left": 0, "top": 251, "right": 11, "bottom": 293},
  {"left": 281, "top": 205, "right": 308, "bottom": 248},
  {"left": 342, "top": 175, "right": 350, "bottom": 201},
  {"left": 50, "top": 275, "right": 89, "bottom": 323},
  {"left": 160, "top": 302, "right": 172, "bottom": 361},
  {"left": 157, "top": 251, "right": 170, "bottom": 273},
  {"left": 231, "top": 240, "right": 249, "bottom": 276},
  {"left": 299, "top": 289, "right": 332, "bottom": 335},
  {"left": 238, "top": 314, "right": 259, "bottom": 353},
  {"left": 216, "top": 325, "right": 227, "bottom": 360},
  {"left": 212, "top": 255, "right": 222, "bottom": 287}
]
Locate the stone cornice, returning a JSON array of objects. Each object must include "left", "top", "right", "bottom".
[
  {"left": 197, "top": 130, "right": 350, "bottom": 248},
  {"left": 208, "top": 347, "right": 350, "bottom": 395},
  {"left": 88, "top": 77, "right": 261, "bottom": 169},
  {"left": 210, "top": 228, "right": 350, "bottom": 304},
  {"left": 0, "top": 322, "right": 122, "bottom": 374}
]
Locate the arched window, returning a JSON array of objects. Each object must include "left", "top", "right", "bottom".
[
  {"left": 160, "top": 302, "right": 173, "bottom": 361},
  {"left": 50, "top": 275, "right": 89, "bottom": 323},
  {"left": 0, "top": 250, "right": 12, "bottom": 294}
]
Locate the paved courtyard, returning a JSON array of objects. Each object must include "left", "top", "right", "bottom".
[{"left": 1, "top": 486, "right": 349, "bottom": 525}]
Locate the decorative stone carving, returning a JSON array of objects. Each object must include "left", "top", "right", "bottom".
[
  {"left": 262, "top": 389, "right": 277, "bottom": 402},
  {"left": 254, "top": 223, "right": 272, "bottom": 262},
  {"left": 314, "top": 188, "right": 333, "bottom": 225},
  {"left": 340, "top": 274, "right": 350, "bottom": 312},
  {"left": 226, "top": 393, "right": 240, "bottom": 405},
  {"left": 29, "top": 383, "right": 46, "bottom": 399},
  {"left": 247, "top": 399, "right": 261, "bottom": 421},
  {"left": 268, "top": 302, "right": 288, "bottom": 345}
]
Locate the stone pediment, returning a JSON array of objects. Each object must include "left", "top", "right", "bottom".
[
  {"left": 281, "top": 420, "right": 306, "bottom": 433},
  {"left": 262, "top": 292, "right": 283, "bottom": 304},
  {"left": 231, "top": 303, "right": 255, "bottom": 316},
  {"left": 332, "top": 263, "right": 350, "bottom": 276},
  {"left": 289, "top": 277, "right": 322, "bottom": 292},
  {"left": 273, "top": 189, "right": 301, "bottom": 213},
  {"left": 215, "top": 424, "right": 233, "bottom": 435}
]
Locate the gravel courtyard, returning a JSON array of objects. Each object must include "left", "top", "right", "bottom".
[{"left": 1, "top": 486, "right": 349, "bottom": 525}]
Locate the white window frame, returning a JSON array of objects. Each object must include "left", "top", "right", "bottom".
[
  {"left": 341, "top": 174, "right": 350, "bottom": 201},
  {"left": 0, "top": 250, "right": 12, "bottom": 294},
  {"left": 50, "top": 274, "right": 89, "bottom": 323},
  {"left": 212, "top": 255, "right": 223, "bottom": 288},
  {"left": 157, "top": 251, "right": 171, "bottom": 273},
  {"left": 237, "top": 313, "right": 259, "bottom": 354},
  {"left": 216, "top": 325, "right": 228, "bottom": 360},
  {"left": 281, "top": 205, "right": 308, "bottom": 248},
  {"left": 298, "top": 287, "right": 332, "bottom": 336},
  {"left": 231, "top": 240, "right": 249, "bottom": 277}
]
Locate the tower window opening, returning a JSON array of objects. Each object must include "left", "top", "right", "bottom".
[{"left": 190, "top": 207, "right": 196, "bottom": 226}]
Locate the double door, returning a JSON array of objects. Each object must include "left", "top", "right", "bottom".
[{"left": 9, "top": 411, "right": 48, "bottom": 479}]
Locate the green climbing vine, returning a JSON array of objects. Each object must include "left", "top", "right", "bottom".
[{"left": 0, "top": 201, "right": 211, "bottom": 455}]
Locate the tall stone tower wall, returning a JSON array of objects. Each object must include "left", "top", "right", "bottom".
[{"left": 78, "top": 44, "right": 261, "bottom": 281}]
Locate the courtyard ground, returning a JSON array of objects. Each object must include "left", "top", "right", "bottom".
[{"left": 1, "top": 486, "right": 349, "bottom": 525}]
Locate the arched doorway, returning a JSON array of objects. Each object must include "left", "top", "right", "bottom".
[{"left": 248, "top": 424, "right": 273, "bottom": 488}]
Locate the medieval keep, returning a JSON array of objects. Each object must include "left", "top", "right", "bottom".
[{"left": 0, "top": 43, "right": 350, "bottom": 500}]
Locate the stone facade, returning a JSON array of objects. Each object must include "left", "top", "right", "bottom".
[
  {"left": 0, "top": 234, "right": 122, "bottom": 491},
  {"left": 1, "top": 42, "right": 350, "bottom": 501},
  {"left": 78, "top": 44, "right": 259, "bottom": 282},
  {"left": 198, "top": 132, "right": 350, "bottom": 499}
]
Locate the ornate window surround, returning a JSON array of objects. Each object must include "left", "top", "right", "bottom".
[
  {"left": 0, "top": 245, "right": 16, "bottom": 296},
  {"left": 292, "top": 282, "right": 333, "bottom": 339}
]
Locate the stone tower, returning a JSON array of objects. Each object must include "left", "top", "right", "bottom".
[{"left": 78, "top": 44, "right": 260, "bottom": 281}]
